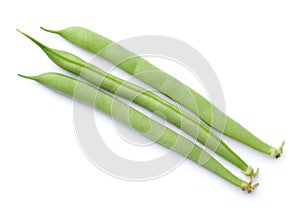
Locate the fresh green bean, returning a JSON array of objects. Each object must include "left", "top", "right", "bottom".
[
  {"left": 18, "top": 30, "right": 258, "bottom": 178},
  {"left": 18, "top": 72, "right": 258, "bottom": 192},
  {"left": 41, "top": 26, "right": 284, "bottom": 158}
]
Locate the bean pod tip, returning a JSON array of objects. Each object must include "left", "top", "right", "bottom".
[
  {"left": 40, "top": 26, "right": 59, "bottom": 34},
  {"left": 18, "top": 74, "right": 36, "bottom": 81}
]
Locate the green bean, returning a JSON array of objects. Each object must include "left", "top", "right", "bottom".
[
  {"left": 18, "top": 72, "right": 258, "bottom": 192},
  {"left": 18, "top": 30, "right": 258, "bottom": 178},
  {"left": 41, "top": 26, "right": 284, "bottom": 158}
]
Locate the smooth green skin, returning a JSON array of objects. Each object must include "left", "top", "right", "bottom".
[
  {"left": 42, "top": 26, "right": 284, "bottom": 157},
  {"left": 19, "top": 72, "right": 257, "bottom": 192},
  {"left": 18, "top": 30, "right": 257, "bottom": 177}
]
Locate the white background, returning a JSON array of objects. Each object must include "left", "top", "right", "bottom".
[{"left": 1, "top": 0, "right": 299, "bottom": 212}]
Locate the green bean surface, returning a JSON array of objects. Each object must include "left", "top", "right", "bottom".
[
  {"left": 18, "top": 30, "right": 258, "bottom": 177},
  {"left": 42, "top": 26, "right": 284, "bottom": 158},
  {"left": 18, "top": 72, "right": 258, "bottom": 192}
]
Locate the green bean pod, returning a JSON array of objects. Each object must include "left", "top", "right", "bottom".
[
  {"left": 19, "top": 72, "right": 258, "bottom": 192},
  {"left": 18, "top": 30, "right": 258, "bottom": 178},
  {"left": 41, "top": 26, "right": 284, "bottom": 158}
]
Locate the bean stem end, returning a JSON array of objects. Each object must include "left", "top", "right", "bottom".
[
  {"left": 242, "top": 166, "right": 259, "bottom": 178},
  {"left": 242, "top": 181, "right": 259, "bottom": 193},
  {"left": 270, "top": 140, "right": 285, "bottom": 159}
]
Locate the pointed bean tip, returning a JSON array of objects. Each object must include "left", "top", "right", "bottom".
[
  {"left": 40, "top": 26, "right": 59, "bottom": 34},
  {"left": 18, "top": 74, "right": 37, "bottom": 81},
  {"left": 16, "top": 28, "right": 25, "bottom": 35},
  {"left": 17, "top": 29, "right": 47, "bottom": 50}
]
